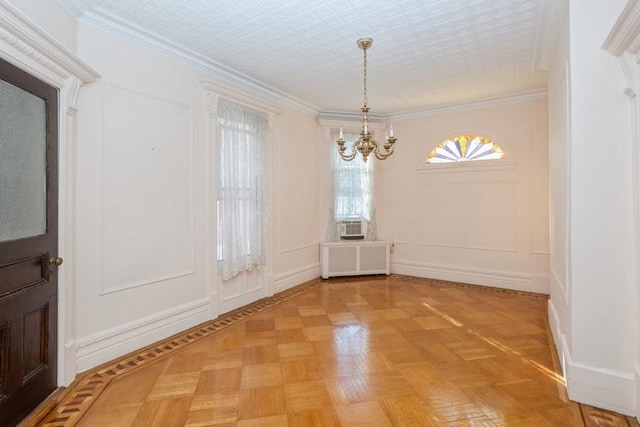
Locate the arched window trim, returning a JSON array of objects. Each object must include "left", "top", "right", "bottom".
[
  {"left": 428, "top": 134, "right": 505, "bottom": 163},
  {"left": 417, "top": 132, "right": 517, "bottom": 174}
]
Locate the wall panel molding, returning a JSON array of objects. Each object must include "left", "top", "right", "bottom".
[
  {"left": 98, "top": 83, "right": 195, "bottom": 294},
  {"left": 417, "top": 181, "right": 517, "bottom": 253},
  {"left": 279, "top": 243, "right": 317, "bottom": 255}
]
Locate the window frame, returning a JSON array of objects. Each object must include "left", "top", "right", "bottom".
[{"left": 418, "top": 132, "right": 516, "bottom": 174}]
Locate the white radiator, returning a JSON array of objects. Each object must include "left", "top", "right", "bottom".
[{"left": 320, "top": 241, "right": 390, "bottom": 279}]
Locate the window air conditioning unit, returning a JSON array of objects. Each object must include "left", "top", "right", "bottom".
[{"left": 340, "top": 220, "right": 366, "bottom": 240}]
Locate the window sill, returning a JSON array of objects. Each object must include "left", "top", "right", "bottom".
[{"left": 416, "top": 160, "right": 517, "bottom": 174}]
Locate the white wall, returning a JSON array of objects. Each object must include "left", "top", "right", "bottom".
[
  {"left": 547, "top": 0, "right": 573, "bottom": 371},
  {"left": 70, "top": 21, "right": 320, "bottom": 374},
  {"left": 271, "top": 108, "right": 321, "bottom": 290},
  {"left": 548, "top": 0, "right": 638, "bottom": 416},
  {"left": 74, "top": 23, "right": 209, "bottom": 371},
  {"left": 375, "top": 97, "right": 550, "bottom": 294}
]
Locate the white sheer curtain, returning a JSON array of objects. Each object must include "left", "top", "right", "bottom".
[
  {"left": 326, "top": 129, "right": 376, "bottom": 241},
  {"left": 217, "top": 98, "right": 269, "bottom": 280}
]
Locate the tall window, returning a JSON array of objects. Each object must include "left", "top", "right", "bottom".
[
  {"left": 216, "top": 98, "right": 268, "bottom": 280},
  {"left": 332, "top": 130, "right": 373, "bottom": 221}
]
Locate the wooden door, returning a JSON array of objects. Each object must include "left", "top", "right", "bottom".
[{"left": 0, "top": 58, "right": 59, "bottom": 426}]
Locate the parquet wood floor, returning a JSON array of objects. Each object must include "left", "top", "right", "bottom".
[{"left": 40, "top": 276, "right": 638, "bottom": 426}]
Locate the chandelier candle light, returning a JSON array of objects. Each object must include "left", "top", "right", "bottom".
[{"left": 336, "top": 38, "right": 397, "bottom": 162}]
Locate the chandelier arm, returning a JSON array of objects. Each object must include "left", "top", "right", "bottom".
[
  {"left": 338, "top": 143, "right": 359, "bottom": 161},
  {"left": 374, "top": 147, "right": 394, "bottom": 160}
]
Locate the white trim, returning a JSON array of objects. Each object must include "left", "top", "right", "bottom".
[
  {"left": 551, "top": 266, "right": 569, "bottom": 307},
  {"left": 75, "top": 298, "right": 210, "bottom": 372},
  {"left": 567, "top": 362, "right": 636, "bottom": 417},
  {"left": 317, "top": 118, "right": 389, "bottom": 133},
  {"left": 279, "top": 243, "right": 317, "bottom": 255},
  {"left": 416, "top": 242, "right": 517, "bottom": 253},
  {"left": 547, "top": 298, "right": 569, "bottom": 386},
  {"left": 317, "top": 112, "right": 389, "bottom": 124},
  {"left": 531, "top": 0, "right": 568, "bottom": 71},
  {"left": 96, "top": 82, "right": 197, "bottom": 296},
  {"left": 603, "top": 0, "right": 640, "bottom": 57},
  {"left": 204, "top": 91, "right": 219, "bottom": 320},
  {"left": 530, "top": 250, "right": 550, "bottom": 255},
  {"left": 273, "top": 263, "right": 320, "bottom": 293},
  {"left": 201, "top": 79, "right": 282, "bottom": 116},
  {"left": 416, "top": 160, "right": 517, "bottom": 174},
  {"left": 391, "top": 259, "right": 549, "bottom": 294},
  {"left": 636, "top": 367, "right": 640, "bottom": 420},
  {"left": 99, "top": 270, "right": 196, "bottom": 295},
  {"left": 320, "top": 90, "right": 548, "bottom": 123},
  {"left": 604, "top": 10, "right": 640, "bottom": 419},
  {"left": 78, "top": 10, "right": 316, "bottom": 115},
  {"left": 0, "top": 0, "right": 98, "bottom": 83},
  {"left": 0, "top": 0, "right": 100, "bottom": 386},
  {"left": 388, "top": 90, "right": 548, "bottom": 122},
  {"left": 548, "top": 300, "right": 637, "bottom": 416}
]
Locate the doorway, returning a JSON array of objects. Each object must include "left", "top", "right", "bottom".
[{"left": 0, "top": 57, "right": 60, "bottom": 426}]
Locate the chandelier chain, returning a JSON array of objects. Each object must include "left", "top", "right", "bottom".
[{"left": 363, "top": 46, "right": 368, "bottom": 107}]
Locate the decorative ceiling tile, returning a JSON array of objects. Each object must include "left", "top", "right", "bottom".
[{"left": 59, "top": 0, "right": 564, "bottom": 115}]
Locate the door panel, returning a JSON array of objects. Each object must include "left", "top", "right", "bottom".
[{"left": 0, "top": 58, "right": 58, "bottom": 427}]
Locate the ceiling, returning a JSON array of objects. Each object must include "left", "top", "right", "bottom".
[{"left": 58, "top": 0, "right": 564, "bottom": 116}]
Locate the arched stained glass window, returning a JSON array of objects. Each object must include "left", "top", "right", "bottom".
[{"left": 427, "top": 135, "right": 505, "bottom": 163}]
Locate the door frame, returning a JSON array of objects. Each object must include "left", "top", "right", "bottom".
[{"left": 0, "top": 2, "right": 99, "bottom": 386}]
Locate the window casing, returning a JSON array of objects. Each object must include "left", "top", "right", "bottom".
[
  {"left": 427, "top": 135, "right": 504, "bottom": 163},
  {"left": 332, "top": 130, "right": 373, "bottom": 221}
]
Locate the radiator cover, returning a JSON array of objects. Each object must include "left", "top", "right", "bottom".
[{"left": 320, "top": 241, "right": 390, "bottom": 279}]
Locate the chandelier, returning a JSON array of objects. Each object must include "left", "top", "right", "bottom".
[{"left": 336, "top": 38, "right": 396, "bottom": 162}]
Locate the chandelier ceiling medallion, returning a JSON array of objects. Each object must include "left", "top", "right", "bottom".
[{"left": 336, "top": 38, "right": 396, "bottom": 162}]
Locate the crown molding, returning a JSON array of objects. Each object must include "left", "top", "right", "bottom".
[
  {"left": 0, "top": 0, "right": 99, "bottom": 84},
  {"left": 201, "top": 79, "right": 282, "bottom": 116},
  {"left": 317, "top": 111, "right": 389, "bottom": 123},
  {"left": 78, "top": 9, "right": 318, "bottom": 115},
  {"left": 385, "top": 89, "right": 548, "bottom": 122},
  {"left": 317, "top": 117, "right": 389, "bottom": 132},
  {"left": 531, "top": 0, "right": 568, "bottom": 71},
  {"left": 603, "top": 0, "right": 640, "bottom": 57}
]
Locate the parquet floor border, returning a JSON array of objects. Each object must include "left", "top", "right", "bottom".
[
  {"left": 41, "top": 278, "right": 324, "bottom": 426},
  {"left": 38, "top": 275, "right": 638, "bottom": 426}
]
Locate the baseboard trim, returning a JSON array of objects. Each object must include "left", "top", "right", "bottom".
[
  {"left": 636, "top": 367, "right": 640, "bottom": 420},
  {"left": 61, "top": 341, "right": 78, "bottom": 386},
  {"left": 567, "top": 361, "right": 636, "bottom": 416},
  {"left": 391, "top": 260, "right": 549, "bottom": 294},
  {"left": 548, "top": 299, "right": 637, "bottom": 416},
  {"left": 75, "top": 298, "right": 211, "bottom": 372},
  {"left": 547, "top": 298, "right": 567, "bottom": 376},
  {"left": 274, "top": 263, "right": 320, "bottom": 293}
]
